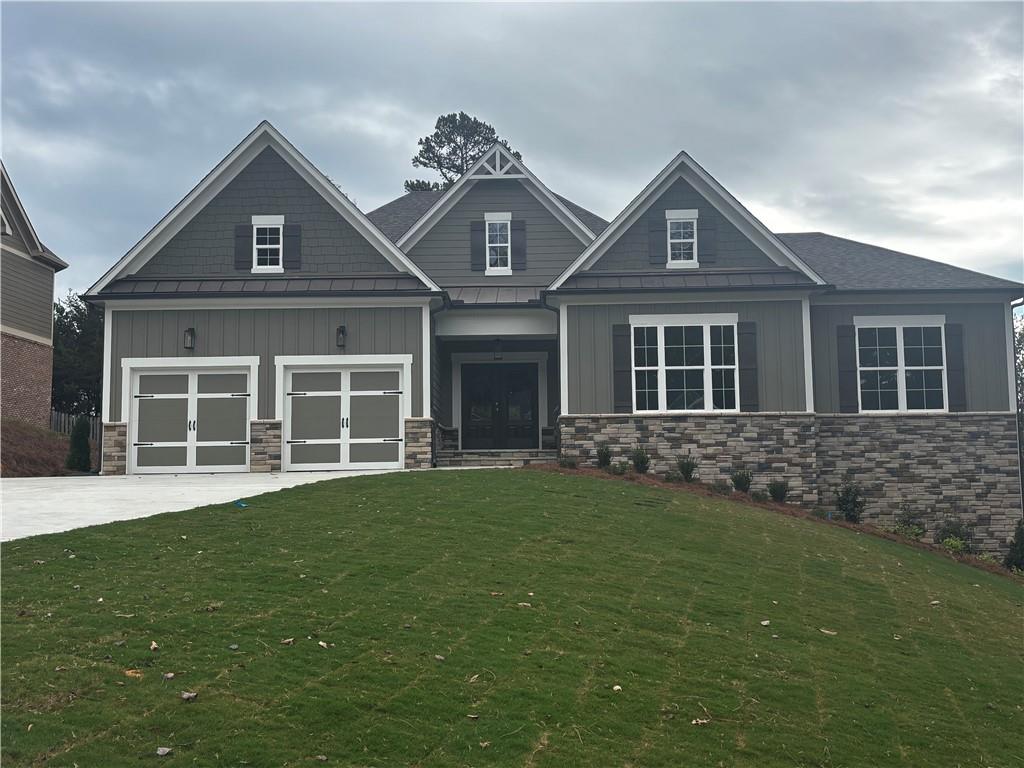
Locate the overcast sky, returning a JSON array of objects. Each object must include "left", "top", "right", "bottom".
[{"left": 2, "top": 1, "right": 1021, "bottom": 295}]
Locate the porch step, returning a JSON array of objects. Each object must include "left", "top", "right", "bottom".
[{"left": 436, "top": 449, "right": 558, "bottom": 468}]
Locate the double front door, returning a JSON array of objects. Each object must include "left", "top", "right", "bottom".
[
  {"left": 131, "top": 369, "right": 251, "bottom": 473},
  {"left": 284, "top": 367, "right": 404, "bottom": 470},
  {"left": 460, "top": 362, "right": 539, "bottom": 450}
]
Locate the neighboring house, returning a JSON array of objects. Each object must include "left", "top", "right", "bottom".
[
  {"left": 1, "top": 163, "right": 68, "bottom": 427},
  {"left": 84, "top": 122, "right": 1023, "bottom": 551}
]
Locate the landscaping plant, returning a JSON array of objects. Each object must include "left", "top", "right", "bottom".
[
  {"left": 935, "top": 516, "right": 974, "bottom": 554},
  {"left": 730, "top": 468, "right": 753, "bottom": 493},
  {"left": 767, "top": 479, "right": 790, "bottom": 503},
  {"left": 631, "top": 447, "right": 650, "bottom": 474},
  {"left": 65, "top": 414, "right": 92, "bottom": 473},
  {"left": 893, "top": 507, "right": 926, "bottom": 539},
  {"left": 677, "top": 453, "right": 699, "bottom": 482},
  {"left": 1004, "top": 518, "right": 1024, "bottom": 571},
  {"left": 834, "top": 481, "right": 866, "bottom": 523},
  {"left": 596, "top": 445, "right": 611, "bottom": 468}
]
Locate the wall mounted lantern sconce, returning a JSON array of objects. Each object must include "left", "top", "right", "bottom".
[
  {"left": 493, "top": 338, "right": 503, "bottom": 360},
  {"left": 183, "top": 327, "right": 196, "bottom": 350},
  {"left": 336, "top": 325, "right": 347, "bottom": 350}
]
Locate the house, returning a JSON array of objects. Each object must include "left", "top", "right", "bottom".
[
  {"left": 84, "top": 122, "right": 1023, "bottom": 550},
  {"left": 2, "top": 162, "right": 68, "bottom": 427}
]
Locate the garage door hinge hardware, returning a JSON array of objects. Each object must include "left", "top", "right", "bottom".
[
  {"left": 230, "top": 441, "right": 250, "bottom": 445},
  {"left": 286, "top": 440, "right": 307, "bottom": 444},
  {"left": 286, "top": 392, "right": 306, "bottom": 396},
  {"left": 383, "top": 438, "right": 403, "bottom": 442},
  {"left": 383, "top": 390, "right": 402, "bottom": 395},
  {"left": 133, "top": 442, "right": 154, "bottom": 447},
  {"left": 230, "top": 393, "right": 250, "bottom": 397},
  {"left": 134, "top": 394, "right": 155, "bottom": 399}
]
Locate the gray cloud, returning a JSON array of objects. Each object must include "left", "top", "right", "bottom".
[{"left": 2, "top": 1, "right": 1020, "bottom": 294}]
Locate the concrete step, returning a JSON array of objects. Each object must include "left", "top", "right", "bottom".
[{"left": 436, "top": 450, "right": 558, "bottom": 468}]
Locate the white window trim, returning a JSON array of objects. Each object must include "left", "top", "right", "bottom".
[
  {"left": 853, "top": 314, "right": 948, "bottom": 414},
  {"left": 252, "top": 215, "right": 284, "bottom": 274},
  {"left": 628, "top": 313, "right": 739, "bottom": 414},
  {"left": 484, "top": 212, "right": 512, "bottom": 275},
  {"left": 665, "top": 209, "right": 699, "bottom": 269}
]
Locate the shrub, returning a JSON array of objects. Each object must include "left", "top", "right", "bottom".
[
  {"left": 710, "top": 479, "right": 731, "bottom": 495},
  {"left": 730, "top": 469, "right": 753, "bottom": 494},
  {"left": 663, "top": 470, "right": 682, "bottom": 483},
  {"left": 767, "top": 479, "right": 790, "bottom": 503},
  {"left": 834, "top": 482, "right": 866, "bottom": 523},
  {"left": 677, "top": 454, "right": 699, "bottom": 482},
  {"left": 609, "top": 461, "right": 630, "bottom": 476},
  {"left": 65, "top": 415, "right": 92, "bottom": 473},
  {"left": 558, "top": 456, "right": 577, "bottom": 469},
  {"left": 631, "top": 448, "right": 650, "bottom": 474},
  {"left": 751, "top": 490, "right": 770, "bottom": 503},
  {"left": 893, "top": 507, "right": 926, "bottom": 540},
  {"left": 595, "top": 445, "right": 611, "bottom": 468},
  {"left": 934, "top": 517, "right": 973, "bottom": 553},
  {"left": 1004, "top": 518, "right": 1024, "bottom": 571}
]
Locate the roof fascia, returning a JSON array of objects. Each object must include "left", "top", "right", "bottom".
[
  {"left": 397, "top": 144, "right": 595, "bottom": 250},
  {"left": 549, "top": 152, "right": 827, "bottom": 290},
  {"left": 88, "top": 121, "right": 440, "bottom": 294},
  {"left": 1, "top": 161, "right": 45, "bottom": 254}
]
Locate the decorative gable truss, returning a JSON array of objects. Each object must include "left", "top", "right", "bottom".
[
  {"left": 550, "top": 151, "right": 826, "bottom": 289},
  {"left": 397, "top": 144, "right": 596, "bottom": 251},
  {"left": 88, "top": 121, "right": 440, "bottom": 294}
]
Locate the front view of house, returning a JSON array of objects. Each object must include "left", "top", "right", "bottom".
[{"left": 86, "top": 122, "right": 1023, "bottom": 550}]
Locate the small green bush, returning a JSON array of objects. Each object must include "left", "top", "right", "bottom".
[
  {"left": 609, "top": 461, "right": 630, "bottom": 476},
  {"left": 710, "top": 479, "right": 731, "bottom": 495},
  {"left": 751, "top": 490, "right": 770, "bottom": 503},
  {"left": 834, "top": 482, "right": 866, "bottom": 523},
  {"left": 631, "top": 448, "right": 650, "bottom": 474},
  {"left": 767, "top": 479, "right": 790, "bottom": 503},
  {"left": 558, "top": 456, "right": 577, "bottom": 469},
  {"left": 65, "top": 415, "right": 92, "bottom": 473},
  {"left": 677, "top": 454, "right": 699, "bottom": 482},
  {"left": 730, "top": 469, "right": 753, "bottom": 494},
  {"left": 1003, "top": 518, "right": 1024, "bottom": 571},
  {"left": 893, "top": 507, "right": 926, "bottom": 540},
  {"left": 664, "top": 470, "right": 682, "bottom": 483},
  {"left": 595, "top": 445, "right": 611, "bottom": 468},
  {"left": 934, "top": 517, "right": 973, "bottom": 553}
]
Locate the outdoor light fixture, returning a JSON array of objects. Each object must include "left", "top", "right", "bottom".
[
  {"left": 493, "top": 338, "right": 503, "bottom": 360},
  {"left": 336, "top": 325, "right": 347, "bottom": 349},
  {"left": 183, "top": 327, "right": 196, "bottom": 350}
]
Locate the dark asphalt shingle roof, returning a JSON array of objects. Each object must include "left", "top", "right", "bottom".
[
  {"left": 447, "top": 286, "right": 543, "bottom": 305},
  {"left": 97, "top": 275, "right": 433, "bottom": 297},
  {"left": 778, "top": 232, "right": 1022, "bottom": 292},
  {"left": 366, "top": 190, "right": 608, "bottom": 243}
]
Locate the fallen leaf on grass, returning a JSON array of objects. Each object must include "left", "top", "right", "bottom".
[
  {"left": 181, "top": 691, "right": 198, "bottom": 702},
  {"left": 280, "top": 638, "right": 294, "bottom": 645},
  {"left": 819, "top": 628, "right": 838, "bottom": 636},
  {"left": 517, "top": 602, "right": 532, "bottom": 608},
  {"left": 114, "top": 613, "right": 136, "bottom": 618},
  {"left": 489, "top": 591, "right": 504, "bottom": 597},
  {"left": 479, "top": 741, "right": 491, "bottom": 748},
  {"left": 612, "top": 685, "right": 622, "bottom": 692},
  {"left": 162, "top": 672, "right": 175, "bottom": 680},
  {"left": 317, "top": 641, "right": 329, "bottom": 649},
  {"left": 760, "top": 620, "right": 770, "bottom": 626},
  {"left": 315, "top": 757, "right": 327, "bottom": 763},
  {"left": 157, "top": 747, "right": 172, "bottom": 757},
  {"left": 893, "top": 634, "right": 902, "bottom": 641},
  {"left": 54, "top": 666, "right": 67, "bottom": 672},
  {"left": 691, "top": 717, "right": 711, "bottom": 726},
  {"left": 228, "top": 644, "right": 239, "bottom": 651},
  {"left": 466, "top": 714, "right": 479, "bottom": 720},
  {"left": 434, "top": 654, "right": 445, "bottom": 662},
  {"left": 124, "top": 669, "right": 143, "bottom": 679},
  {"left": 468, "top": 674, "right": 479, "bottom": 683},
  {"left": 929, "top": 600, "right": 941, "bottom": 606},
  {"left": 150, "top": 641, "right": 159, "bottom": 651}
]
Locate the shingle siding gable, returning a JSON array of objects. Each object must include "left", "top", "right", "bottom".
[{"left": 137, "top": 146, "right": 399, "bottom": 278}]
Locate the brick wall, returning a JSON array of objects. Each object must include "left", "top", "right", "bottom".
[
  {"left": 101, "top": 423, "right": 127, "bottom": 475},
  {"left": 559, "top": 413, "right": 1023, "bottom": 552},
  {"left": 1, "top": 332, "right": 53, "bottom": 427},
  {"left": 250, "top": 420, "right": 282, "bottom": 472},
  {"left": 405, "top": 418, "right": 434, "bottom": 469}
]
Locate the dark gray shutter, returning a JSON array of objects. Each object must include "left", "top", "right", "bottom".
[
  {"left": 511, "top": 219, "right": 527, "bottom": 271},
  {"left": 697, "top": 219, "right": 716, "bottom": 265},
  {"left": 648, "top": 217, "right": 667, "bottom": 265},
  {"left": 282, "top": 224, "right": 301, "bottom": 270},
  {"left": 837, "top": 325, "right": 859, "bottom": 413},
  {"left": 945, "top": 323, "right": 967, "bottom": 412},
  {"left": 470, "top": 221, "right": 485, "bottom": 271},
  {"left": 737, "top": 321, "right": 759, "bottom": 411},
  {"left": 234, "top": 224, "right": 252, "bottom": 270},
  {"left": 612, "top": 324, "right": 633, "bottom": 413}
]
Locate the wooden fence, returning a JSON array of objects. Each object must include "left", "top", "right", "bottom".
[{"left": 50, "top": 411, "right": 102, "bottom": 443}]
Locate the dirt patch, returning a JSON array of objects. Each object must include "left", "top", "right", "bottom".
[{"left": 0, "top": 418, "right": 98, "bottom": 478}]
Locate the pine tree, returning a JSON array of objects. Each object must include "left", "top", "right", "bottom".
[{"left": 66, "top": 414, "right": 92, "bottom": 472}]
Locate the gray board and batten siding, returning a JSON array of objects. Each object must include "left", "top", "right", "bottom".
[
  {"left": 565, "top": 300, "right": 806, "bottom": 415},
  {"left": 107, "top": 307, "right": 424, "bottom": 422},
  {"left": 136, "top": 146, "right": 399, "bottom": 279},
  {"left": 1, "top": 252, "right": 54, "bottom": 340},
  {"left": 811, "top": 301, "right": 1012, "bottom": 414},
  {"left": 407, "top": 179, "right": 586, "bottom": 287}
]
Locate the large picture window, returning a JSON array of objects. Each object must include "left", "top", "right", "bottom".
[
  {"left": 855, "top": 316, "right": 946, "bottom": 413},
  {"left": 630, "top": 314, "right": 738, "bottom": 412}
]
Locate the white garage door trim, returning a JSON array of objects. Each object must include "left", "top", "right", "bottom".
[
  {"left": 122, "top": 356, "right": 260, "bottom": 475},
  {"left": 275, "top": 355, "right": 412, "bottom": 472}
]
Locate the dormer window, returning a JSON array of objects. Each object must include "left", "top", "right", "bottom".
[
  {"left": 666, "top": 209, "right": 698, "bottom": 268},
  {"left": 485, "top": 212, "right": 512, "bottom": 274},
  {"left": 252, "top": 215, "right": 284, "bottom": 273}
]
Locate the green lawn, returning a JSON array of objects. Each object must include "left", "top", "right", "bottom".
[{"left": 2, "top": 470, "right": 1022, "bottom": 767}]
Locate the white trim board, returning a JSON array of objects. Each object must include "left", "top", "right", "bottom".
[
  {"left": 450, "top": 352, "right": 548, "bottom": 450},
  {"left": 628, "top": 312, "right": 738, "bottom": 326},
  {"left": 801, "top": 297, "right": 815, "bottom": 412},
  {"left": 549, "top": 151, "right": 826, "bottom": 289},
  {"left": 396, "top": 143, "right": 596, "bottom": 250},
  {"left": 852, "top": 314, "right": 946, "bottom": 327},
  {"left": 434, "top": 308, "right": 557, "bottom": 337},
  {"left": 88, "top": 121, "right": 440, "bottom": 294},
  {"left": 0, "top": 324, "right": 52, "bottom": 346}
]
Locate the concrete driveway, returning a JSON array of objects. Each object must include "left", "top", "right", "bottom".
[{"left": 0, "top": 470, "right": 394, "bottom": 541}]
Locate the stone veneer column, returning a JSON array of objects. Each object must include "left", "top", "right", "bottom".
[
  {"left": 101, "top": 423, "right": 128, "bottom": 475},
  {"left": 249, "top": 420, "right": 282, "bottom": 472},
  {"left": 404, "top": 418, "right": 434, "bottom": 469}
]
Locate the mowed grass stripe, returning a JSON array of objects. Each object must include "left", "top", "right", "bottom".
[{"left": 2, "top": 469, "right": 1021, "bottom": 767}]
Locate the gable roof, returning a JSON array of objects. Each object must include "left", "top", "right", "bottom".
[
  {"left": 778, "top": 232, "right": 1023, "bottom": 293},
  {"left": 1, "top": 161, "right": 67, "bottom": 271},
  {"left": 549, "top": 151, "right": 826, "bottom": 290},
  {"left": 87, "top": 121, "right": 440, "bottom": 295},
  {"left": 367, "top": 189, "right": 608, "bottom": 244},
  {"left": 395, "top": 144, "right": 597, "bottom": 250}
]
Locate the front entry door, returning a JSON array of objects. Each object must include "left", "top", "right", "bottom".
[{"left": 461, "top": 363, "right": 539, "bottom": 450}]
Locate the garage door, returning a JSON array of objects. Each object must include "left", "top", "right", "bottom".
[
  {"left": 284, "top": 367, "right": 403, "bottom": 470},
  {"left": 131, "top": 369, "right": 251, "bottom": 474}
]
